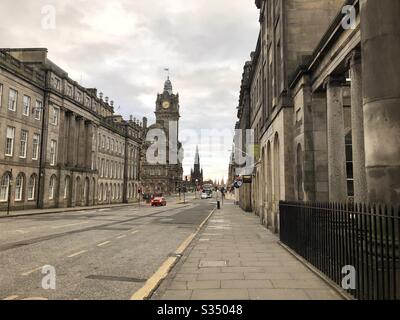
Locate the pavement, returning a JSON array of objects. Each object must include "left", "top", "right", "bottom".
[
  {"left": 0, "top": 195, "right": 214, "bottom": 300},
  {"left": 154, "top": 200, "right": 344, "bottom": 300}
]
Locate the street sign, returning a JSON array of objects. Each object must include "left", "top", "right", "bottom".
[{"left": 242, "top": 175, "right": 252, "bottom": 183}]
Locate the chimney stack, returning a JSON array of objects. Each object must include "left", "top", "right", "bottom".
[{"left": 99, "top": 92, "right": 103, "bottom": 100}]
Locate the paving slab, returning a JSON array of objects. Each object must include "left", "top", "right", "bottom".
[{"left": 158, "top": 201, "right": 343, "bottom": 300}]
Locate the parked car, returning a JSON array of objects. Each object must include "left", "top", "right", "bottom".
[
  {"left": 151, "top": 197, "right": 167, "bottom": 207},
  {"left": 201, "top": 192, "right": 208, "bottom": 199}
]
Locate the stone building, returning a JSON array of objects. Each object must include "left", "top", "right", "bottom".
[
  {"left": 0, "top": 48, "right": 144, "bottom": 211},
  {"left": 141, "top": 77, "right": 183, "bottom": 195},
  {"left": 233, "top": 0, "right": 400, "bottom": 233}
]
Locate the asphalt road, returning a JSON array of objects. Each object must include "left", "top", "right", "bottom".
[{"left": 0, "top": 195, "right": 214, "bottom": 300}]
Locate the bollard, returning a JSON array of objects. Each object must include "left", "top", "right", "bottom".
[{"left": 217, "top": 201, "right": 221, "bottom": 210}]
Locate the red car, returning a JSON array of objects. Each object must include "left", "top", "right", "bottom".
[{"left": 151, "top": 197, "right": 167, "bottom": 207}]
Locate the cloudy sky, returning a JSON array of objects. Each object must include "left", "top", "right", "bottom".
[{"left": 0, "top": 0, "right": 259, "bottom": 182}]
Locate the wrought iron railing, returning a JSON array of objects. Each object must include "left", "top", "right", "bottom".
[{"left": 279, "top": 201, "right": 400, "bottom": 300}]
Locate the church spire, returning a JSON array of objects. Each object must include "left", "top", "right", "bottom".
[{"left": 195, "top": 145, "right": 200, "bottom": 165}]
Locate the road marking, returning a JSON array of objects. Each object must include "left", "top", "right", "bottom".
[
  {"left": 98, "top": 209, "right": 111, "bottom": 212},
  {"left": 15, "top": 229, "right": 28, "bottom": 234},
  {"left": 67, "top": 250, "right": 87, "bottom": 258},
  {"left": 51, "top": 221, "right": 89, "bottom": 229},
  {"left": 131, "top": 208, "right": 216, "bottom": 300},
  {"left": 21, "top": 266, "right": 44, "bottom": 276},
  {"left": 97, "top": 241, "right": 111, "bottom": 247},
  {"left": 3, "top": 295, "right": 19, "bottom": 300},
  {"left": 131, "top": 230, "right": 139, "bottom": 235},
  {"left": 116, "top": 235, "right": 127, "bottom": 239}
]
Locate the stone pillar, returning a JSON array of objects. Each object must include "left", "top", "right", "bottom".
[
  {"left": 360, "top": 0, "right": 400, "bottom": 204},
  {"left": 67, "top": 112, "right": 76, "bottom": 167},
  {"left": 85, "top": 121, "right": 93, "bottom": 169},
  {"left": 77, "top": 117, "right": 86, "bottom": 167},
  {"left": 325, "top": 76, "right": 347, "bottom": 202},
  {"left": 348, "top": 51, "right": 367, "bottom": 203}
]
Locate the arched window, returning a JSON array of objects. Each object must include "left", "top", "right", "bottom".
[
  {"left": 49, "top": 175, "right": 57, "bottom": 200},
  {"left": 0, "top": 173, "right": 11, "bottom": 202},
  {"left": 15, "top": 174, "right": 24, "bottom": 201},
  {"left": 64, "top": 176, "right": 70, "bottom": 199},
  {"left": 28, "top": 174, "right": 37, "bottom": 201},
  {"left": 99, "top": 184, "right": 103, "bottom": 201}
]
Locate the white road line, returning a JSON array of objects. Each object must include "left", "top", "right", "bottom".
[
  {"left": 97, "top": 241, "right": 111, "bottom": 247},
  {"left": 131, "top": 230, "right": 139, "bottom": 235},
  {"left": 98, "top": 209, "right": 111, "bottom": 212},
  {"left": 67, "top": 250, "right": 87, "bottom": 258},
  {"left": 21, "top": 266, "right": 44, "bottom": 276},
  {"left": 3, "top": 295, "right": 19, "bottom": 300},
  {"left": 116, "top": 235, "right": 127, "bottom": 239}
]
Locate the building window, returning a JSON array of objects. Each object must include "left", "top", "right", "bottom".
[
  {"left": 50, "top": 140, "right": 57, "bottom": 166},
  {"left": 8, "top": 88, "right": 18, "bottom": 111},
  {"left": 35, "top": 101, "right": 42, "bottom": 120},
  {"left": 102, "top": 135, "right": 106, "bottom": 149},
  {"left": 15, "top": 174, "right": 24, "bottom": 202},
  {"left": 0, "top": 83, "right": 3, "bottom": 107},
  {"left": 64, "top": 176, "right": 70, "bottom": 199},
  {"left": 99, "top": 184, "right": 103, "bottom": 201},
  {"left": 32, "top": 134, "right": 40, "bottom": 160},
  {"left": 28, "top": 175, "right": 36, "bottom": 200},
  {"left": 51, "top": 106, "right": 60, "bottom": 125},
  {"left": 23, "top": 95, "right": 31, "bottom": 116},
  {"left": 0, "top": 173, "right": 10, "bottom": 202},
  {"left": 54, "top": 78, "right": 61, "bottom": 90},
  {"left": 49, "top": 176, "right": 56, "bottom": 200},
  {"left": 67, "top": 85, "right": 73, "bottom": 97},
  {"left": 86, "top": 97, "right": 90, "bottom": 107},
  {"left": 19, "top": 130, "right": 28, "bottom": 158},
  {"left": 91, "top": 152, "right": 95, "bottom": 170},
  {"left": 76, "top": 91, "right": 82, "bottom": 102},
  {"left": 5, "top": 126, "right": 15, "bottom": 156}
]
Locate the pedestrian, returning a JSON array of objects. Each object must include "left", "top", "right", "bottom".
[{"left": 216, "top": 187, "right": 222, "bottom": 210}]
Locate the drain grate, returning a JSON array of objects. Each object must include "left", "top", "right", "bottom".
[{"left": 86, "top": 275, "right": 146, "bottom": 283}]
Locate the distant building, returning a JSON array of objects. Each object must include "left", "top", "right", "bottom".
[
  {"left": 141, "top": 77, "right": 183, "bottom": 195},
  {"left": 190, "top": 145, "right": 203, "bottom": 186}
]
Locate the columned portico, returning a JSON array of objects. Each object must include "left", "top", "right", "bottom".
[
  {"left": 325, "top": 76, "right": 347, "bottom": 202},
  {"left": 360, "top": 0, "right": 400, "bottom": 204}
]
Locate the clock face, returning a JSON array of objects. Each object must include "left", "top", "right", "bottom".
[{"left": 162, "top": 101, "right": 170, "bottom": 109}]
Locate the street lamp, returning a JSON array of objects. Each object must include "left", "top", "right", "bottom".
[{"left": 195, "top": 179, "right": 199, "bottom": 199}]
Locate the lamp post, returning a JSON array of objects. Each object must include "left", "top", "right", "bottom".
[
  {"left": 7, "top": 169, "right": 13, "bottom": 216},
  {"left": 195, "top": 179, "right": 199, "bottom": 199}
]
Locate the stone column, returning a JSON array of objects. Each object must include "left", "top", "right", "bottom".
[
  {"left": 67, "top": 112, "right": 76, "bottom": 167},
  {"left": 325, "top": 76, "right": 347, "bottom": 202},
  {"left": 360, "top": 0, "right": 400, "bottom": 204},
  {"left": 76, "top": 117, "right": 86, "bottom": 167},
  {"left": 85, "top": 121, "right": 93, "bottom": 169},
  {"left": 348, "top": 51, "right": 367, "bottom": 203}
]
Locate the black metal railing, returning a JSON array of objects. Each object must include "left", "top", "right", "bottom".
[{"left": 279, "top": 201, "right": 400, "bottom": 300}]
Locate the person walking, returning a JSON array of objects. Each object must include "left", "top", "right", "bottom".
[{"left": 216, "top": 187, "right": 222, "bottom": 210}]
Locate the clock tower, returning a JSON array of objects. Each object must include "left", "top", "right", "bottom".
[{"left": 141, "top": 77, "right": 184, "bottom": 195}]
